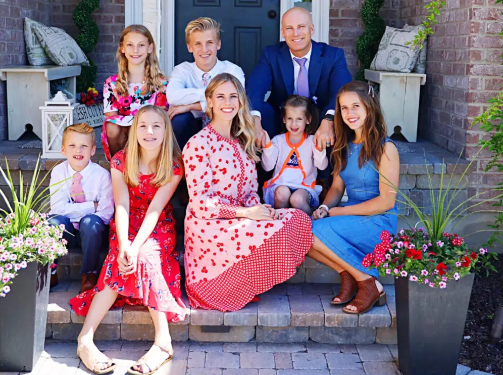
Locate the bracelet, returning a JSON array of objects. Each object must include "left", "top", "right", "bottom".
[{"left": 318, "top": 204, "right": 329, "bottom": 213}]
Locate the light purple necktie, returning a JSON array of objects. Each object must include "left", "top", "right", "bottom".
[
  {"left": 202, "top": 72, "right": 211, "bottom": 127},
  {"left": 293, "top": 57, "right": 309, "bottom": 98},
  {"left": 70, "top": 172, "right": 85, "bottom": 229}
]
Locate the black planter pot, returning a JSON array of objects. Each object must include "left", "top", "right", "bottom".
[
  {"left": 0, "top": 262, "right": 50, "bottom": 372},
  {"left": 395, "top": 273, "right": 475, "bottom": 375}
]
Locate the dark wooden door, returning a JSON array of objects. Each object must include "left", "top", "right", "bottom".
[{"left": 175, "top": 0, "right": 280, "bottom": 78}]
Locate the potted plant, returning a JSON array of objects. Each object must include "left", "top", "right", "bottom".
[
  {"left": 362, "top": 154, "right": 501, "bottom": 375},
  {"left": 0, "top": 159, "right": 68, "bottom": 372}
]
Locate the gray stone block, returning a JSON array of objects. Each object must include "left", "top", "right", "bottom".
[
  {"left": 289, "top": 295, "right": 324, "bottom": 327},
  {"left": 240, "top": 352, "right": 275, "bottom": 369},
  {"left": 171, "top": 324, "right": 190, "bottom": 341},
  {"left": 121, "top": 323, "right": 155, "bottom": 341},
  {"left": 256, "top": 326, "right": 309, "bottom": 343},
  {"left": 456, "top": 364, "right": 471, "bottom": 375},
  {"left": 310, "top": 327, "right": 376, "bottom": 344},
  {"left": 257, "top": 343, "right": 307, "bottom": 353},
  {"left": 189, "top": 342, "right": 224, "bottom": 352},
  {"left": 306, "top": 267, "right": 341, "bottom": 283},
  {"left": 468, "top": 371, "right": 495, "bottom": 375},
  {"left": 188, "top": 351, "right": 206, "bottom": 368},
  {"left": 52, "top": 323, "right": 120, "bottom": 341},
  {"left": 329, "top": 370, "right": 366, "bottom": 375},
  {"left": 70, "top": 307, "right": 122, "bottom": 324},
  {"left": 224, "top": 302, "right": 258, "bottom": 326},
  {"left": 362, "top": 361, "right": 401, "bottom": 375},
  {"left": 223, "top": 342, "right": 257, "bottom": 353},
  {"left": 375, "top": 327, "right": 397, "bottom": 344},
  {"left": 358, "top": 305, "right": 391, "bottom": 328},
  {"left": 320, "top": 295, "right": 358, "bottom": 327},
  {"left": 189, "top": 325, "right": 255, "bottom": 342},
  {"left": 43, "top": 342, "right": 78, "bottom": 358},
  {"left": 386, "top": 297, "right": 396, "bottom": 327},
  {"left": 275, "top": 352, "right": 293, "bottom": 369},
  {"left": 286, "top": 266, "right": 306, "bottom": 283},
  {"left": 45, "top": 323, "right": 52, "bottom": 339},
  {"left": 292, "top": 353, "right": 328, "bottom": 369},
  {"left": 191, "top": 308, "right": 224, "bottom": 326},
  {"left": 258, "top": 294, "right": 291, "bottom": 327},
  {"left": 286, "top": 285, "right": 303, "bottom": 295},
  {"left": 223, "top": 370, "right": 259, "bottom": 375},
  {"left": 416, "top": 174, "right": 468, "bottom": 189},
  {"left": 396, "top": 189, "right": 411, "bottom": 216},
  {"left": 325, "top": 353, "right": 362, "bottom": 370},
  {"left": 399, "top": 174, "right": 416, "bottom": 189},
  {"left": 47, "top": 291, "right": 74, "bottom": 324},
  {"left": 410, "top": 189, "right": 468, "bottom": 215},
  {"left": 400, "top": 154, "right": 433, "bottom": 175},
  {"left": 306, "top": 342, "right": 341, "bottom": 353},
  {"left": 387, "top": 344, "right": 398, "bottom": 360},
  {"left": 268, "top": 284, "right": 288, "bottom": 294},
  {"left": 356, "top": 344, "right": 393, "bottom": 362},
  {"left": 187, "top": 369, "right": 222, "bottom": 375},
  {"left": 205, "top": 352, "right": 240, "bottom": 369},
  {"left": 339, "top": 345, "right": 358, "bottom": 354},
  {"left": 277, "top": 371, "right": 330, "bottom": 375},
  {"left": 301, "top": 283, "right": 334, "bottom": 295}
]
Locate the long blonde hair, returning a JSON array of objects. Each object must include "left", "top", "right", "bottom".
[
  {"left": 204, "top": 73, "right": 259, "bottom": 162},
  {"left": 116, "top": 25, "right": 165, "bottom": 96},
  {"left": 124, "top": 105, "right": 182, "bottom": 187}
]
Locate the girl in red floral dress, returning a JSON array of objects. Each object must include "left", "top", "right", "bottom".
[
  {"left": 183, "top": 73, "right": 313, "bottom": 312},
  {"left": 102, "top": 25, "right": 169, "bottom": 161},
  {"left": 70, "top": 105, "right": 186, "bottom": 374}
]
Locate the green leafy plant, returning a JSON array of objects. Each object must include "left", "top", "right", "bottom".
[
  {"left": 355, "top": 0, "right": 386, "bottom": 81},
  {"left": 470, "top": 0, "right": 503, "bottom": 250},
  {"left": 363, "top": 149, "right": 502, "bottom": 286},
  {"left": 0, "top": 159, "right": 68, "bottom": 296},
  {"left": 73, "top": 0, "right": 100, "bottom": 92},
  {"left": 407, "top": 0, "right": 446, "bottom": 50}
]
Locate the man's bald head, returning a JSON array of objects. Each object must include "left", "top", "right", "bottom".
[
  {"left": 281, "top": 7, "right": 313, "bottom": 28},
  {"left": 281, "top": 7, "right": 315, "bottom": 57}
]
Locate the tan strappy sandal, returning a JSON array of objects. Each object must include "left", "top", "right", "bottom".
[
  {"left": 77, "top": 343, "right": 117, "bottom": 374},
  {"left": 128, "top": 344, "right": 174, "bottom": 375},
  {"left": 342, "top": 277, "right": 386, "bottom": 314},
  {"left": 331, "top": 271, "right": 358, "bottom": 305}
]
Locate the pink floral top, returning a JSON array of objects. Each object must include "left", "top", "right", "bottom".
[{"left": 103, "top": 74, "right": 169, "bottom": 126}]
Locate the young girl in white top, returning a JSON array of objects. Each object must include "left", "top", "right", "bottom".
[{"left": 261, "top": 95, "right": 328, "bottom": 214}]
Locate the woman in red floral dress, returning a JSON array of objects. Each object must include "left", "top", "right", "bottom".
[
  {"left": 182, "top": 73, "right": 313, "bottom": 312},
  {"left": 70, "top": 106, "right": 186, "bottom": 374}
]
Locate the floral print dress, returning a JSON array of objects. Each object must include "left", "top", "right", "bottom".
[
  {"left": 101, "top": 74, "right": 169, "bottom": 161},
  {"left": 182, "top": 126, "right": 314, "bottom": 312},
  {"left": 69, "top": 150, "right": 186, "bottom": 322}
]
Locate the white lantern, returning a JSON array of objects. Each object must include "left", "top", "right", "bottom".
[{"left": 39, "top": 91, "right": 76, "bottom": 159}]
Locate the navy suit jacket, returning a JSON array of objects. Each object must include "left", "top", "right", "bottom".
[{"left": 246, "top": 41, "right": 352, "bottom": 119}]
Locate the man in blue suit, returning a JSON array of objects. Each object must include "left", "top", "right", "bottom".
[{"left": 247, "top": 7, "right": 352, "bottom": 152}]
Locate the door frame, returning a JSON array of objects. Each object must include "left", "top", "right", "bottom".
[{"left": 125, "top": 0, "right": 329, "bottom": 75}]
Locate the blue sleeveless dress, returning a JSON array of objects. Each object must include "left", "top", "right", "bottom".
[{"left": 312, "top": 139, "right": 398, "bottom": 277}]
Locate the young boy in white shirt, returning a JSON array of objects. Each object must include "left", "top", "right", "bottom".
[
  {"left": 49, "top": 123, "right": 114, "bottom": 293},
  {"left": 167, "top": 17, "right": 245, "bottom": 148}
]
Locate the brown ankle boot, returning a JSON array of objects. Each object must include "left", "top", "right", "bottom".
[
  {"left": 80, "top": 273, "right": 98, "bottom": 293},
  {"left": 331, "top": 271, "right": 358, "bottom": 305}
]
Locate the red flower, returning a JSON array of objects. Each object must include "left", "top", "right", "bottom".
[
  {"left": 470, "top": 251, "right": 478, "bottom": 260},
  {"left": 406, "top": 249, "right": 422, "bottom": 260},
  {"left": 428, "top": 251, "right": 437, "bottom": 257},
  {"left": 436, "top": 262, "right": 448, "bottom": 276},
  {"left": 380, "top": 230, "right": 390, "bottom": 241},
  {"left": 155, "top": 92, "right": 168, "bottom": 108},
  {"left": 461, "top": 256, "right": 471, "bottom": 267},
  {"left": 403, "top": 241, "right": 410, "bottom": 249},
  {"left": 362, "top": 253, "right": 374, "bottom": 268},
  {"left": 452, "top": 237, "right": 464, "bottom": 246}
]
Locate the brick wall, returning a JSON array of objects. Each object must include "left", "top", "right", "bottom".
[
  {"left": 0, "top": 0, "right": 124, "bottom": 140},
  {"left": 329, "top": 0, "right": 401, "bottom": 77},
  {"left": 49, "top": 0, "right": 125, "bottom": 91},
  {"left": 0, "top": 0, "right": 51, "bottom": 139}
]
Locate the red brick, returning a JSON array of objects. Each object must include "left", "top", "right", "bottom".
[
  {"left": 331, "top": 18, "right": 361, "bottom": 28},
  {"left": 466, "top": 132, "right": 481, "bottom": 145},
  {"left": 484, "top": 78, "right": 503, "bottom": 90},
  {"left": 486, "top": 21, "right": 503, "bottom": 34},
  {"left": 329, "top": 9, "right": 339, "bottom": 17},
  {"left": 340, "top": 9, "right": 361, "bottom": 17},
  {"left": 471, "top": 7, "right": 502, "bottom": 20},
  {"left": 484, "top": 50, "right": 503, "bottom": 63},
  {"left": 470, "top": 35, "right": 503, "bottom": 48},
  {"left": 470, "top": 91, "right": 501, "bottom": 103},
  {"left": 469, "top": 64, "right": 503, "bottom": 76},
  {"left": 469, "top": 77, "right": 484, "bottom": 90},
  {"left": 469, "top": 50, "right": 483, "bottom": 62}
]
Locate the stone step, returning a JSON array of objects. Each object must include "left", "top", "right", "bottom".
[
  {"left": 56, "top": 245, "right": 395, "bottom": 285},
  {"left": 46, "top": 285, "right": 397, "bottom": 345}
]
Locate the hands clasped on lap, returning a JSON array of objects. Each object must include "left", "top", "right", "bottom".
[{"left": 118, "top": 243, "right": 138, "bottom": 275}]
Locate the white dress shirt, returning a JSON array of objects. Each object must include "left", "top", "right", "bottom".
[
  {"left": 252, "top": 44, "right": 334, "bottom": 118},
  {"left": 49, "top": 161, "right": 114, "bottom": 225},
  {"left": 166, "top": 59, "right": 245, "bottom": 118}
]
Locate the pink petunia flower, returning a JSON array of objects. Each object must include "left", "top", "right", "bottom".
[
  {"left": 454, "top": 273, "right": 460, "bottom": 280},
  {"left": 400, "top": 270, "right": 408, "bottom": 277},
  {"left": 421, "top": 270, "right": 428, "bottom": 276},
  {"left": 439, "top": 282, "right": 447, "bottom": 289},
  {"left": 409, "top": 275, "right": 418, "bottom": 282}
]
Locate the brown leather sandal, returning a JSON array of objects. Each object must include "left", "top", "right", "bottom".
[
  {"left": 342, "top": 277, "right": 386, "bottom": 314},
  {"left": 331, "top": 271, "right": 358, "bottom": 305}
]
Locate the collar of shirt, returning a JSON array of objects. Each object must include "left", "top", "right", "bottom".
[
  {"left": 192, "top": 59, "right": 223, "bottom": 83},
  {"left": 289, "top": 45, "right": 312, "bottom": 68},
  {"left": 66, "top": 160, "right": 92, "bottom": 179}
]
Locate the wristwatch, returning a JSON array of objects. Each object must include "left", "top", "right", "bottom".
[{"left": 323, "top": 114, "right": 334, "bottom": 122}]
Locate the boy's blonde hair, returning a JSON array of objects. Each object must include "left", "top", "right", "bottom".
[
  {"left": 116, "top": 25, "right": 165, "bottom": 96},
  {"left": 62, "top": 123, "right": 95, "bottom": 146},
  {"left": 124, "top": 105, "right": 182, "bottom": 187},
  {"left": 185, "top": 17, "right": 221, "bottom": 44}
]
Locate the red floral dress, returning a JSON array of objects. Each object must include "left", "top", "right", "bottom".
[
  {"left": 101, "top": 75, "right": 169, "bottom": 161},
  {"left": 69, "top": 151, "right": 186, "bottom": 322},
  {"left": 183, "top": 126, "right": 313, "bottom": 312}
]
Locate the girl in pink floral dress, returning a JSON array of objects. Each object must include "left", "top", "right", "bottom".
[
  {"left": 102, "top": 25, "right": 169, "bottom": 161},
  {"left": 70, "top": 106, "right": 185, "bottom": 375},
  {"left": 183, "top": 73, "right": 313, "bottom": 312}
]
